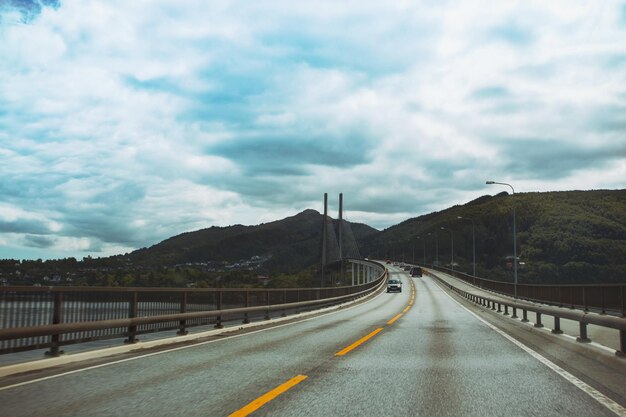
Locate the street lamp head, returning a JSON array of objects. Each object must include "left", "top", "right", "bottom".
[
  {"left": 457, "top": 216, "right": 463, "bottom": 219},
  {"left": 486, "top": 180, "right": 495, "bottom": 184}
]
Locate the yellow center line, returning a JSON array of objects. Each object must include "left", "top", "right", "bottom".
[
  {"left": 335, "top": 328, "right": 384, "bottom": 356},
  {"left": 336, "top": 279, "right": 416, "bottom": 358},
  {"left": 387, "top": 313, "right": 403, "bottom": 324},
  {"left": 228, "top": 375, "right": 308, "bottom": 417}
]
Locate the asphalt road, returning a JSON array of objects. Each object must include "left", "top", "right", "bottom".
[{"left": 1, "top": 266, "right": 624, "bottom": 417}]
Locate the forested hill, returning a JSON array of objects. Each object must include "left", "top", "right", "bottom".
[
  {"left": 128, "top": 209, "right": 378, "bottom": 272},
  {"left": 359, "top": 189, "right": 626, "bottom": 284},
  {"left": 3, "top": 190, "right": 623, "bottom": 287}
]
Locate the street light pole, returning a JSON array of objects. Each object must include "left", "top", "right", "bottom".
[
  {"left": 486, "top": 180, "right": 518, "bottom": 298},
  {"left": 440, "top": 227, "right": 454, "bottom": 271},
  {"left": 457, "top": 216, "right": 476, "bottom": 277}
]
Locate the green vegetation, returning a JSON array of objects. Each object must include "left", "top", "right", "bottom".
[
  {"left": 2, "top": 190, "right": 623, "bottom": 287},
  {"left": 0, "top": 210, "right": 374, "bottom": 288},
  {"left": 360, "top": 190, "right": 626, "bottom": 284}
]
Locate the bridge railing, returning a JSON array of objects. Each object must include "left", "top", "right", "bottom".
[
  {"left": 425, "top": 269, "right": 626, "bottom": 356},
  {"left": 0, "top": 260, "right": 386, "bottom": 356},
  {"left": 427, "top": 265, "right": 626, "bottom": 316}
]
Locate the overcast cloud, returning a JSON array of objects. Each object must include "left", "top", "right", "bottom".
[{"left": 1, "top": 1, "right": 625, "bottom": 260}]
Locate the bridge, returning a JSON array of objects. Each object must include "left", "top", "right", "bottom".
[{"left": 0, "top": 196, "right": 625, "bottom": 416}]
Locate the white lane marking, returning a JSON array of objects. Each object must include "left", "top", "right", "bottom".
[
  {"left": 0, "top": 286, "right": 391, "bottom": 392},
  {"left": 435, "top": 278, "right": 626, "bottom": 417}
]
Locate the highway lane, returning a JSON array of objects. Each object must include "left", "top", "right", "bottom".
[
  {"left": 0, "top": 269, "right": 409, "bottom": 417},
  {"left": 260, "top": 273, "right": 624, "bottom": 417},
  {"left": 0, "top": 267, "right": 624, "bottom": 417}
]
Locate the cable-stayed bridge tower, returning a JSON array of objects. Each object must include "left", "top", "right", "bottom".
[{"left": 320, "top": 193, "right": 363, "bottom": 286}]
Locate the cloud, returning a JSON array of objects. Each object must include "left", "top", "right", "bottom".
[
  {"left": 487, "top": 138, "right": 626, "bottom": 179},
  {"left": 0, "top": 0, "right": 60, "bottom": 23},
  {"left": 470, "top": 86, "right": 511, "bottom": 100},
  {"left": 23, "top": 234, "right": 55, "bottom": 248},
  {"left": 0, "top": 218, "right": 52, "bottom": 234},
  {"left": 0, "top": 0, "right": 625, "bottom": 260}
]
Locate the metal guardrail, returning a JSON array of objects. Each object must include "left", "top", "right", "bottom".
[
  {"left": 426, "top": 270, "right": 626, "bottom": 356},
  {"left": 428, "top": 265, "right": 626, "bottom": 316},
  {"left": 0, "top": 261, "right": 387, "bottom": 356}
]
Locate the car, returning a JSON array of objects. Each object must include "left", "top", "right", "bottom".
[
  {"left": 410, "top": 266, "right": 422, "bottom": 277},
  {"left": 387, "top": 279, "right": 402, "bottom": 293}
]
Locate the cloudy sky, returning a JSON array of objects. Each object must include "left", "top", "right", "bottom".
[{"left": 1, "top": 1, "right": 625, "bottom": 260}]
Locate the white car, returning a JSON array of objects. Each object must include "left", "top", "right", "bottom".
[{"left": 386, "top": 279, "right": 402, "bottom": 293}]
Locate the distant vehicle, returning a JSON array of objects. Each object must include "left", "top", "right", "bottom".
[
  {"left": 410, "top": 267, "right": 422, "bottom": 277},
  {"left": 387, "top": 279, "right": 402, "bottom": 293},
  {"left": 403, "top": 265, "right": 411, "bottom": 271}
]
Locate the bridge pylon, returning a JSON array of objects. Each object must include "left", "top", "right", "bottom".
[{"left": 320, "top": 193, "right": 362, "bottom": 287}]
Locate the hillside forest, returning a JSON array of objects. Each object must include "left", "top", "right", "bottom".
[{"left": 1, "top": 190, "right": 624, "bottom": 287}]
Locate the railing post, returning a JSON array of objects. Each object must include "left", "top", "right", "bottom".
[
  {"left": 521, "top": 309, "right": 529, "bottom": 323},
  {"left": 243, "top": 291, "right": 250, "bottom": 324},
  {"left": 552, "top": 317, "right": 563, "bottom": 334},
  {"left": 534, "top": 312, "right": 543, "bottom": 328},
  {"left": 215, "top": 291, "right": 223, "bottom": 329},
  {"left": 577, "top": 321, "right": 591, "bottom": 343},
  {"left": 504, "top": 305, "right": 509, "bottom": 316},
  {"left": 125, "top": 291, "right": 138, "bottom": 344},
  {"left": 282, "top": 289, "right": 287, "bottom": 317},
  {"left": 600, "top": 287, "right": 606, "bottom": 315},
  {"left": 45, "top": 291, "right": 64, "bottom": 357},
  {"left": 265, "top": 290, "right": 271, "bottom": 320},
  {"left": 511, "top": 307, "right": 518, "bottom": 319},
  {"left": 177, "top": 291, "right": 188, "bottom": 336},
  {"left": 618, "top": 330, "right": 626, "bottom": 357}
]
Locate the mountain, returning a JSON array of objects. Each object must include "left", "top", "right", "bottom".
[
  {"left": 5, "top": 190, "right": 623, "bottom": 287},
  {"left": 128, "top": 209, "right": 379, "bottom": 273},
  {"left": 358, "top": 189, "right": 626, "bottom": 284}
]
